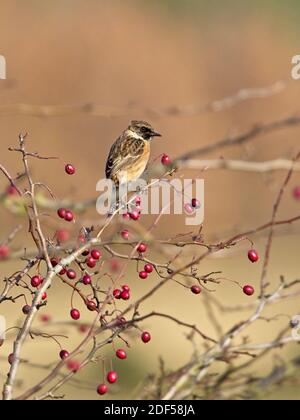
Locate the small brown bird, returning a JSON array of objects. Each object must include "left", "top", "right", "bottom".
[{"left": 105, "top": 120, "right": 161, "bottom": 207}]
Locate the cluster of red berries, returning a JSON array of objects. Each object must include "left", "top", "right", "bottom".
[
  {"left": 57, "top": 207, "right": 74, "bottom": 222},
  {"left": 113, "top": 284, "right": 131, "bottom": 301}
]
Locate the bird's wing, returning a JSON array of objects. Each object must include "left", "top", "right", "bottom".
[{"left": 105, "top": 136, "right": 147, "bottom": 180}]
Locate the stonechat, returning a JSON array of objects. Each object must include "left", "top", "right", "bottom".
[{"left": 105, "top": 120, "right": 161, "bottom": 207}]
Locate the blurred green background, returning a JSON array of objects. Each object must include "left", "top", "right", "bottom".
[{"left": 0, "top": 0, "right": 300, "bottom": 400}]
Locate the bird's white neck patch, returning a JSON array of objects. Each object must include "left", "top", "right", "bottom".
[{"left": 127, "top": 129, "right": 145, "bottom": 140}]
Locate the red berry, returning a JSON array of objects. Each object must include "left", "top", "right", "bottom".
[
  {"left": 129, "top": 209, "right": 140, "bottom": 221},
  {"left": 120, "top": 290, "right": 130, "bottom": 300},
  {"left": 40, "top": 314, "right": 51, "bottom": 323},
  {"left": 82, "top": 274, "right": 91, "bottom": 285},
  {"left": 97, "top": 384, "right": 108, "bottom": 395},
  {"left": 65, "top": 164, "right": 76, "bottom": 175},
  {"left": 116, "top": 316, "right": 126, "bottom": 326},
  {"left": 79, "top": 324, "right": 89, "bottom": 334},
  {"left": 184, "top": 203, "right": 194, "bottom": 214},
  {"left": 55, "top": 229, "right": 70, "bottom": 243},
  {"left": 113, "top": 289, "right": 122, "bottom": 299},
  {"left": 139, "top": 271, "right": 148, "bottom": 280},
  {"left": 293, "top": 186, "right": 300, "bottom": 200},
  {"left": 59, "top": 267, "right": 67, "bottom": 275},
  {"left": 0, "top": 245, "right": 9, "bottom": 260},
  {"left": 59, "top": 350, "right": 70, "bottom": 360},
  {"left": 243, "top": 285, "right": 255, "bottom": 296},
  {"left": 122, "top": 212, "right": 130, "bottom": 221},
  {"left": 191, "top": 285, "right": 202, "bottom": 295},
  {"left": 8, "top": 353, "right": 14, "bottom": 365},
  {"left": 91, "top": 249, "right": 101, "bottom": 260},
  {"left": 141, "top": 331, "right": 151, "bottom": 343},
  {"left": 51, "top": 258, "right": 59, "bottom": 267},
  {"left": 191, "top": 198, "right": 200, "bottom": 209},
  {"left": 110, "top": 259, "right": 120, "bottom": 272},
  {"left": 144, "top": 263, "right": 153, "bottom": 273},
  {"left": 31, "top": 275, "right": 43, "bottom": 288},
  {"left": 67, "top": 269, "right": 76, "bottom": 280},
  {"left": 87, "top": 300, "right": 97, "bottom": 311},
  {"left": 161, "top": 154, "right": 171, "bottom": 166},
  {"left": 121, "top": 229, "right": 129, "bottom": 240},
  {"left": 70, "top": 309, "right": 80, "bottom": 320},
  {"left": 67, "top": 360, "right": 81, "bottom": 372},
  {"left": 122, "top": 284, "right": 130, "bottom": 292},
  {"left": 107, "top": 371, "right": 118, "bottom": 384},
  {"left": 137, "top": 243, "right": 147, "bottom": 253},
  {"left": 6, "top": 185, "right": 19, "bottom": 196},
  {"left": 64, "top": 210, "right": 74, "bottom": 222},
  {"left": 86, "top": 256, "right": 96, "bottom": 268},
  {"left": 116, "top": 349, "right": 127, "bottom": 360},
  {"left": 41, "top": 292, "right": 47, "bottom": 300},
  {"left": 22, "top": 305, "right": 31, "bottom": 315},
  {"left": 57, "top": 208, "right": 67, "bottom": 219},
  {"left": 248, "top": 249, "right": 259, "bottom": 263}
]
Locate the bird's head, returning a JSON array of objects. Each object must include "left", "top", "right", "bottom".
[{"left": 128, "top": 120, "right": 161, "bottom": 141}]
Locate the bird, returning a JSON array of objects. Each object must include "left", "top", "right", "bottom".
[{"left": 105, "top": 120, "right": 161, "bottom": 209}]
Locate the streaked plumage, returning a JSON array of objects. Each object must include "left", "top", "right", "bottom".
[{"left": 105, "top": 121, "right": 161, "bottom": 209}]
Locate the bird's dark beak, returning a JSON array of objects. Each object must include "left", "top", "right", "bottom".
[{"left": 151, "top": 131, "right": 162, "bottom": 138}]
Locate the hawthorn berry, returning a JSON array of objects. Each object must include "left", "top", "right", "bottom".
[
  {"left": 191, "top": 285, "right": 202, "bottom": 295},
  {"left": 107, "top": 371, "right": 118, "bottom": 384},
  {"left": 121, "top": 229, "right": 129, "bottom": 240},
  {"left": 87, "top": 300, "right": 97, "bottom": 311},
  {"left": 82, "top": 274, "right": 92, "bottom": 285},
  {"left": 6, "top": 185, "right": 19, "bottom": 196},
  {"left": 67, "top": 360, "right": 81, "bottom": 372},
  {"left": 120, "top": 290, "right": 130, "bottom": 300},
  {"left": 97, "top": 384, "right": 108, "bottom": 395},
  {"left": 144, "top": 263, "right": 153, "bottom": 273},
  {"left": 243, "top": 285, "right": 255, "bottom": 296},
  {"left": 59, "top": 350, "right": 70, "bottom": 360},
  {"left": 116, "top": 349, "right": 127, "bottom": 360},
  {"left": 64, "top": 210, "right": 74, "bottom": 222},
  {"left": 67, "top": 269, "right": 76, "bottom": 280},
  {"left": 86, "top": 256, "right": 96, "bottom": 268},
  {"left": 70, "top": 309, "right": 81, "bottom": 320},
  {"left": 161, "top": 153, "right": 171, "bottom": 166},
  {"left": 8, "top": 354, "right": 14, "bottom": 365},
  {"left": 55, "top": 229, "right": 70, "bottom": 243},
  {"left": 191, "top": 198, "right": 200, "bottom": 209},
  {"left": 122, "top": 212, "right": 130, "bottom": 221},
  {"left": 129, "top": 209, "right": 140, "bottom": 221},
  {"left": 50, "top": 258, "right": 59, "bottom": 267},
  {"left": 141, "top": 331, "right": 151, "bottom": 343},
  {"left": 293, "top": 186, "right": 300, "bottom": 200},
  {"left": 122, "top": 284, "right": 130, "bottom": 292},
  {"left": 248, "top": 249, "right": 259, "bottom": 263},
  {"left": 91, "top": 249, "right": 101, "bottom": 260},
  {"left": 184, "top": 203, "right": 194, "bottom": 214},
  {"left": 65, "top": 164, "right": 76, "bottom": 175},
  {"left": 57, "top": 208, "right": 67, "bottom": 219},
  {"left": 31, "top": 275, "right": 43, "bottom": 288},
  {"left": 116, "top": 316, "right": 126, "bottom": 326},
  {"left": 113, "top": 289, "right": 122, "bottom": 299},
  {"left": 41, "top": 292, "right": 47, "bottom": 300},
  {"left": 135, "top": 196, "right": 141, "bottom": 207},
  {"left": 0, "top": 245, "right": 9, "bottom": 260},
  {"left": 22, "top": 305, "right": 31, "bottom": 315},
  {"left": 139, "top": 271, "right": 148, "bottom": 280},
  {"left": 137, "top": 243, "right": 147, "bottom": 253}
]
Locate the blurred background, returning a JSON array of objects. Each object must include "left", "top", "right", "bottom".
[{"left": 0, "top": 0, "right": 300, "bottom": 400}]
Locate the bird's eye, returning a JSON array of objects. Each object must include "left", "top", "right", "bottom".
[{"left": 141, "top": 126, "right": 148, "bottom": 133}]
